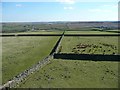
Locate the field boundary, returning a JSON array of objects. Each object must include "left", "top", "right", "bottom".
[
  {"left": 0, "top": 31, "right": 65, "bottom": 89},
  {"left": 0, "top": 55, "right": 53, "bottom": 89},
  {"left": 1, "top": 34, "right": 120, "bottom": 37},
  {"left": 54, "top": 53, "right": 120, "bottom": 61},
  {"left": 1, "top": 34, "right": 62, "bottom": 37},
  {"left": 50, "top": 31, "right": 65, "bottom": 55},
  {"left": 1, "top": 31, "right": 119, "bottom": 89},
  {"left": 64, "top": 34, "right": 120, "bottom": 36}
]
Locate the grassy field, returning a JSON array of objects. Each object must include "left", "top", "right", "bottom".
[
  {"left": 2, "top": 31, "right": 63, "bottom": 35},
  {"left": 2, "top": 36, "right": 59, "bottom": 84},
  {"left": 2, "top": 30, "right": 118, "bottom": 35},
  {"left": 19, "top": 59, "right": 119, "bottom": 88},
  {"left": 17, "top": 31, "right": 63, "bottom": 34},
  {"left": 60, "top": 36, "right": 119, "bottom": 55},
  {"left": 106, "top": 30, "right": 119, "bottom": 32},
  {"left": 0, "top": 37, "right": 2, "bottom": 85},
  {"left": 64, "top": 31, "right": 118, "bottom": 34},
  {"left": 2, "top": 30, "right": 119, "bottom": 87}
]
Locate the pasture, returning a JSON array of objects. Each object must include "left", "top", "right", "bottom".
[
  {"left": 16, "top": 31, "right": 63, "bottom": 34},
  {"left": 60, "top": 36, "right": 119, "bottom": 55},
  {"left": 0, "top": 37, "right": 2, "bottom": 85},
  {"left": 1, "top": 30, "right": 119, "bottom": 88},
  {"left": 2, "top": 36, "right": 59, "bottom": 84},
  {"left": 2, "top": 31, "right": 63, "bottom": 35},
  {"left": 19, "top": 59, "right": 119, "bottom": 88},
  {"left": 65, "top": 31, "right": 118, "bottom": 34}
]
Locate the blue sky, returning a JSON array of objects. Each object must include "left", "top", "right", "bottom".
[{"left": 2, "top": 0, "right": 119, "bottom": 22}]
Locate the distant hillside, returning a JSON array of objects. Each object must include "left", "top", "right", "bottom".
[{"left": 2, "top": 21, "right": 119, "bottom": 33}]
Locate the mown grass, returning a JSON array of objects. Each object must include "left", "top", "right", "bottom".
[
  {"left": 2, "top": 36, "right": 59, "bottom": 84},
  {"left": 19, "top": 59, "right": 119, "bottom": 88},
  {"left": 60, "top": 36, "right": 119, "bottom": 55}
]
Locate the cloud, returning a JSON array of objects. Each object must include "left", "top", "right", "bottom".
[
  {"left": 102, "top": 4, "right": 118, "bottom": 8},
  {"left": 88, "top": 4, "right": 117, "bottom": 13},
  {"left": 16, "top": 4, "right": 22, "bottom": 7},
  {"left": 64, "top": 6, "right": 74, "bottom": 10},
  {"left": 87, "top": 4, "right": 118, "bottom": 21},
  {"left": 57, "top": 0, "right": 76, "bottom": 4},
  {"left": 88, "top": 9, "right": 112, "bottom": 13}
]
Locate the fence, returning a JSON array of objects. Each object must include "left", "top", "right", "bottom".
[{"left": 54, "top": 53, "right": 120, "bottom": 61}]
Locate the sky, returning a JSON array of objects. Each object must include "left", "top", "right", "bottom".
[{"left": 1, "top": 0, "right": 119, "bottom": 22}]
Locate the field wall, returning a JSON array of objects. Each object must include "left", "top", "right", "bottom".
[
  {"left": 50, "top": 31, "right": 65, "bottom": 55},
  {"left": 0, "top": 31, "right": 65, "bottom": 89},
  {"left": 0, "top": 55, "right": 53, "bottom": 89},
  {"left": 1, "top": 34, "right": 120, "bottom": 37},
  {"left": 54, "top": 53, "right": 120, "bottom": 61}
]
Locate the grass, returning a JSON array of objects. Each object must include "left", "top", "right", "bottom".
[
  {"left": 65, "top": 30, "right": 118, "bottom": 34},
  {"left": 2, "top": 30, "right": 118, "bottom": 35},
  {"left": 0, "top": 37, "right": 2, "bottom": 85},
  {"left": 2, "top": 36, "right": 59, "bottom": 84},
  {"left": 2, "top": 30, "right": 119, "bottom": 87},
  {"left": 60, "top": 36, "right": 119, "bottom": 55},
  {"left": 17, "top": 31, "right": 63, "bottom": 34},
  {"left": 107, "top": 30, "right": 119, "bottom": 32},
  {"left": 2, "top": 31, "right": 63, "bottom": 35},
  {"left": 19, "top": 59, "right": 119, "bottom": 88}
]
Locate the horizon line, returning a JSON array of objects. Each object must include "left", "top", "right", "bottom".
[{"left": 1, "top": 21, "right": 119, "bottom": 23}]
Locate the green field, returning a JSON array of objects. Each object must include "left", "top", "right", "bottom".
[
  {"left": 2, "top": 36, "right": 59, "bottom": 84},
  {"left": 2, "top": 30, "right": 119, "bottom": 88},
  {"left": 19, "top": 59, "right": 119, "bottom": 88},
  {"left": 106, "top": 30, "right": 120, "bottom": 33},
  {"left": 60, "top": 36, "right": 119, "bottom": 55},
  {"left": 17, "top": 31, "right": 63, "bottom": 34},
  {"left": 2, "top": 31, "right": 63, "bottom": 35},
  {"left": 65, "top": 31, "right": 118, "bottom": 34},
  {"left": 0, "top": 37, "right": 2, "bottom": 85}
]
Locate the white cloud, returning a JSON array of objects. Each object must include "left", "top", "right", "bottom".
[
  {"left": 88, "top": 9, "right": 112, "bottom": 13},
  {"left": 87, "top": 4, "right": 118, "bottom": 21},
  {"left": 57, "top": 0, "right": 76, "bottom": 4},
  {"left": 102, "top": 4, "right": 118, "bottom": 8},
  {"left": 64, "top": 6, "right": 74, "bottom": 10},
  {"left": 88, "top": 4, "right": 118, "bottom": 13},
  {"left": 2, "top": 0, "right": 119, "bottom": 2},
  {"left": 16, "top": 4, "right": 22, "bottom": 7}
]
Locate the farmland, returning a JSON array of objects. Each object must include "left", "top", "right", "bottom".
[
  {"left": 2, "top": 31, "right": 63, "bottom": 35},
  {"left": 1, "top": 22, "right": 120, "bottom": 88},
  {"left": 60, "top": 36, "right": 119, "bottom": 55},
  {"left": 0, "top": 36, "right": 2, "bottom": 85},
  {"left": 15, "top": 30, "right": 119, "bottom": 88},
  {"left": 2, "top": 36, "right": 59, "bottom": 84},
  {"left": 19, "top": 59, "right": 119, "bottom": 88},
  {"left": 65, "top": 31, "right": 118, "bottom": 34},
  {"left": 2, "top": 22, "right": 118, "bottom": 33}
]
